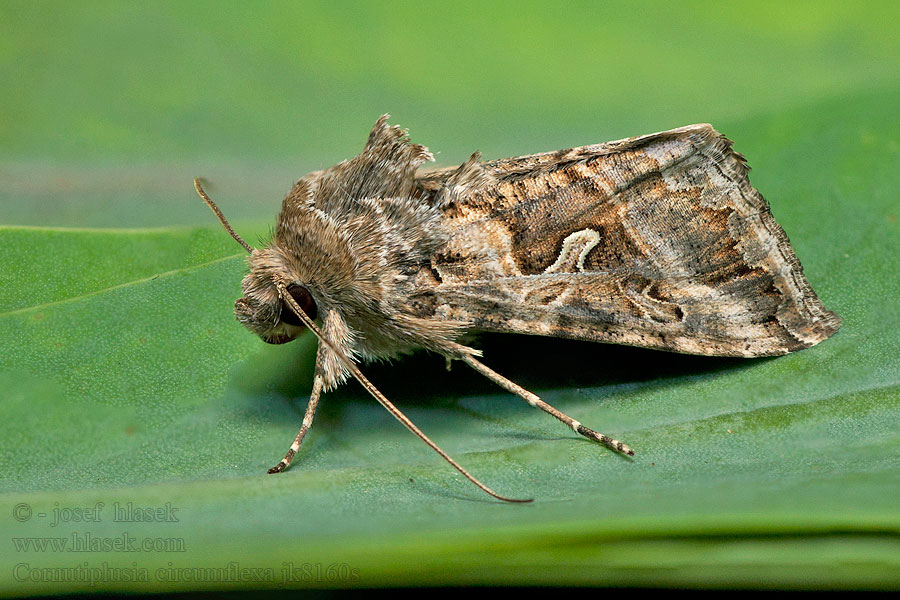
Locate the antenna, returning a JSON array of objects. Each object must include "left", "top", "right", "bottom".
[
  {"left": 193, "top": 178, "right": 254, "bottom": 254},
  {"left": 277, "top": 279, "right": 533, "bottom": 503},
  {"left": 192, "top": 177, "right": 528, "bottom": 502}
]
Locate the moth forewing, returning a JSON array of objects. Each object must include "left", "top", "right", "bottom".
[
  {"left": 418, "top": 123, "right": 839, "bottom": 358},
  {"left": 195, "top": 115, "right": 839, "bottom": 503}
]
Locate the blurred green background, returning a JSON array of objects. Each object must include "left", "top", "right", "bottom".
[{"left": 1, "top": 0, "right": 899, "bottom": 595}]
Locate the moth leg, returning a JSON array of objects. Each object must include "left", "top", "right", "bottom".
[
  {"left": 460, "top": 354, "right": 634, "bottom": 456},
  {"left": 267, "top": 371, "right": 323, "bottom": 473},
  {"left": 268, "top": 339, "right": 330, "bottom": 474}
]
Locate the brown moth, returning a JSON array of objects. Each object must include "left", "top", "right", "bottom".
[{"left": 194, "top": 115, "right": 840, "bottom": 502}]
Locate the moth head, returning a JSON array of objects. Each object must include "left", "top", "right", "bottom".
[
  {"left": 234, "top": 248, "right": 317, "bottom": 345},
  {"left": 192, "top": 178, "right": 316, "bottom": 345}
]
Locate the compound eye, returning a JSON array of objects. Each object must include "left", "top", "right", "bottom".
[{"left": 280, "top": 284, "right": 317, "bottom": 326}]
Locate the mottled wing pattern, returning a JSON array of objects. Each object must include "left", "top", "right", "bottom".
[{"left": 416, "top": 124, "right": 840, "bottom": 357}]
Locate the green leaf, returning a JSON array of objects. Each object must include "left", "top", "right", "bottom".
[{"left": 2, "top": 2, "right": 899, "bottom": 595}]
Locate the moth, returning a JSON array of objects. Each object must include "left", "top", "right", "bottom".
[{"left": 194, "top": 115, "right": 840, "bottom": 502}]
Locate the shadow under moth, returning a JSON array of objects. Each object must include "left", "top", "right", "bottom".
[{"left": 194, "top": 115, "right": 840, "bottom": 502}]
